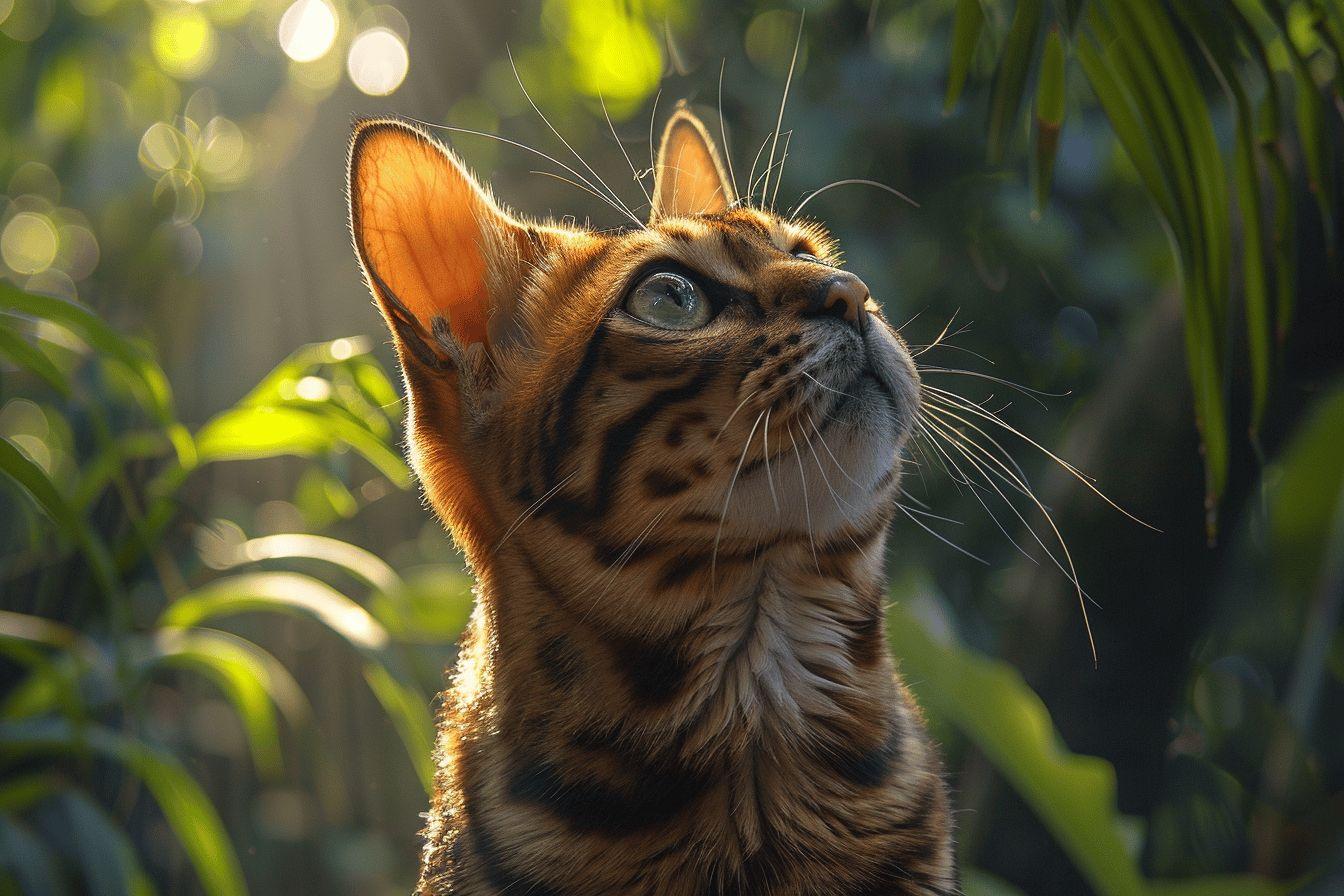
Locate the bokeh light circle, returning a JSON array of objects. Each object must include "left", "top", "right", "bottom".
[
  {"left": 1, "top": 212, "right": 59, "bottom": 275},
  {"left": 347, "top": 27, "right": 408, "bottom": 96},
  {"left": 279, "top": 0, "right": 338, "bottom": 63},
  {"left": 151, "top": 8, "right": 218, "bottom": 79}
]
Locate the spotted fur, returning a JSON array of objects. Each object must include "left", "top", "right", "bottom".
[{"left": 347, "top": 106, "right": 955, "bottom": 895}]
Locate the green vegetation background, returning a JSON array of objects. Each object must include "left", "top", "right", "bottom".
[{"left": 1, "top": 1, "right": 1342, "bottom": 894}]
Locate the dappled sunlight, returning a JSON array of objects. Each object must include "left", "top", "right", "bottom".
[{"left": 0, "top": 0, "right": 1341, "bottom": 893}]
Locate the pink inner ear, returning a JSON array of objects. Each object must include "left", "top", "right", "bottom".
[{"left": 352, "top": 125, "right": 490, "bottom": 345}]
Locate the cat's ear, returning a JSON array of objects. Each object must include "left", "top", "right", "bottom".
[
  {"left": 348, "top": 118, "right": 536, "bottom": 355},
  {"left": 348, "top": 119, "right": 540, "bottom": 551},
  {"left": 651, "top": 104, "right": 735, "bottom": 220}
]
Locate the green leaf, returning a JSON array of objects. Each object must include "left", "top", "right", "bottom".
[
  {"left": 0, "top": 285, "right": 178, "bottom": 428},
  {"left": 1084, "top": 0, "right": 1232, "bottom": 536},
  {"left": 986, "top": 0, "right": 1043, "bottom": 164},
  {"left": 74, "top": 430, "right": 176, "bottom": 509},
  {"left": 1264, "top": 0, "right": 1337, "bottom": 253},
  {"left": 1147, "top": 876, "right": 1289, "bottom": 896},
  {"left": 0, "top": 322, "right": 70, "bottom": 397},
  {"left": 0, "top": 815, "right": 60, "bottom": 896},
  {"left": 36, "top": 790, "right": 155, "bottom": 896},
  {"left": 369, "top": 565, "right": 475, "bottom": 643},
  {"left": 140, "top": 629, "right": 293, "bottom": 777},
  {"left": 945, "top": 0, "right": 986, "bottom": 114},
  {"left": 237, "top": 336, "right": 374, "bottom": 407},
  {"left": 888, "top": 591, "right": 1289, "bottom": 896},
  {"left": 0, "top": 719, "right": 245, "bottom": 896},
  {"left": 0, "top": 775, "right": 61, "bottom": 815},
  {"left": 202, "top": 532, "right": 402, "bottom": 594},
  {"left": 888, "top": 594, "right": 1146, "bottom": 895},
  {"left": 158, "top": 572, "right": 433, "bottom": 791},
  {"left": 963, "top": 868, "right": 1028, "bottom": 896},
  {"left": 1236, "top": 115, "right": 1272, "bottom": 444},
  {"left": 1032, "top": 25, "right": 1066, "bottom": 218},
  {"left": 194, "top": 405, "right": 410, "bottom": 488},
  {"left": 0, "top": 438, "right": 121, "bottom": 602}
]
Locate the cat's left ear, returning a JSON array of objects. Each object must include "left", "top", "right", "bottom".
[{"left": 651, "top": 104, "right": 735, "bottom": 220}]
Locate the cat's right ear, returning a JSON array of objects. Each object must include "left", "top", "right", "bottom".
[
  {"left": 348, "top": 119, "right": 537, "bottom": 550},
  {"left": 348, "top": 118, "right": 537, "bottom": 360}
]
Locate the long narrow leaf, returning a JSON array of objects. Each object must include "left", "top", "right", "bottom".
[
  {"left": 0, "top": 323, "right": 70, "bottom": 397},
  {"left": 986, "top": 0, "right": 1043, "bottom": 164},
  {"left": 0, "top": 439, "right": 121, "bottom": 601},
  {"left": 888, "top": 593, "right": 1287, "bottom": 896},
  {"left": 194, "top": 405, "right": 410, "bottom": 488},
  {"left": 33, "top": 790, "right": 155, "bottom": 896},
  {"left": 158, "top": 572, "right": 433, "bottom": 790},
  {"left": 0, "top": 286, "right": 176, "bottom": 426},
  {"left": 140, "top": 629, "right": 296, "bottom": 777},
  {"left": 0, "top": 815, "right": 61, "bottom": 896},
  {"left": 202, "top": 532, "right": 402, "bottom": 594},
  {"left": 0, "top": 719, "right": 245, "bottom": 896},
  {"left": 945, "top": 0, "right": 986, "bottom": 114},
  {"left": 1032, "top": 25, "right": 1067, "bottom": 218}
]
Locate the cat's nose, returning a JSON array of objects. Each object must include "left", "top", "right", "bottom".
[{"left": 804, "top": 273, "right": 868, "bottom": 333}]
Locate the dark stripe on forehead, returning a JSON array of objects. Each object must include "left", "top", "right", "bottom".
[
  {"left": 659, "top": 222, "right": 700, "bottom": 242},
  {"left": 717, "top": 226, "right": 761, "bottom": 275}
]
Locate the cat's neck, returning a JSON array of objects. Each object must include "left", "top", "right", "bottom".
[
  {"left": 422, "top": 531, "right": 952, "bottom": 894},
  {"left": 479, "top": 535, "right": 904, "bottom": 823}
]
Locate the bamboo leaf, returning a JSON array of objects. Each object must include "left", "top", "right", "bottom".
[
  {"left": 1032, "top": 25, "right": 1067, "bottom": 218},
  {"left": 140, "top": 629, "right": 293, "bottom": 778},
  {"left": 1265, "top": 0, "right": 1337, "bottom": 252},
  {"left": 1087, "top": 0, "right": 1232, "bottom": 535},
  {"left": 0, "top": 438, "right": 121, "bottom": 601},
  {"left": 158, "top": 572, "right": 434, "bottom": 791},
  {"left": 0, "top": 323, "right": 69, "bottom": 397},
  {"left": 199, "top": 531, "right": 403, "bottom": 594},
  {"left": 194, "top": 405, "right": 411, "bottom": 488},
  {"left": 945, "top": 0, "right": 986, "bottom": 114},
  {"left": 0, "top": 285, "right": 177, "bottom": 426},
  {"left": 0, "top": 815, "right": 61, "bottom": 896},
  {"left": 0, "top": 719, "right": 246, "bottom": 896},
  {"left": 888, "top": 591, "right": 1288, "bottom": 896},
  {"left": 987, "top": 0, "right": 1044, "bottom": 165},
  {"left": 34, "top": 790, "right": 155, "bottom": 896},
  {"left": 1236, "top": 115, "right": 1272, "bottom": 444},
  {"left": 1261, "top": 138, "right": 1298, "bottom": 344}
]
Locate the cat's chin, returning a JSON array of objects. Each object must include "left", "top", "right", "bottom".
[{"left": 718, "top": 394, "right": 905, "bottom": 539}]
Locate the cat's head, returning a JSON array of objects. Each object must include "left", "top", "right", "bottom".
[{"left": 347, "top": 107, "right": 919, "bottom": 577}]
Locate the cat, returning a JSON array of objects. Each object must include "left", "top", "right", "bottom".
[{"left": 346, "top": 103, "right": 956, "bottom": 895}]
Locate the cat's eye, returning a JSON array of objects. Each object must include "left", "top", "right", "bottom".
[
  {"left": 624, "top": 271, "right": 713, "bottom": 330},
  {"left": 793, "top": 250, "right": 830, "bottom": 266}
]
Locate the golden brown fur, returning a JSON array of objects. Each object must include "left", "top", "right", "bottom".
[{"left": 347, "top": 107, "right": 955, "bottom": 895}]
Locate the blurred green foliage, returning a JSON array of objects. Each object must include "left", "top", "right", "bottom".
[{"left": 2, "top": 0, "right": 1343, "bottom": 894}]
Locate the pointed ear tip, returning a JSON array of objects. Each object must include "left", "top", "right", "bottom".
[
  {"left": 349, "top": 117, "right": 432, "bottom": 165},
  {"left": 665, "top": 104, "right": 710, "bottom": 135}
]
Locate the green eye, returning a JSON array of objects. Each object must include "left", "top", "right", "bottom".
[{"left": 624, "top": 271, "right": 713, "bottom": 330}]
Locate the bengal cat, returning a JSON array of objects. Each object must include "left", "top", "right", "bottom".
[{"left": 347, "top": 105, "right": 956, "bottom": 895}]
